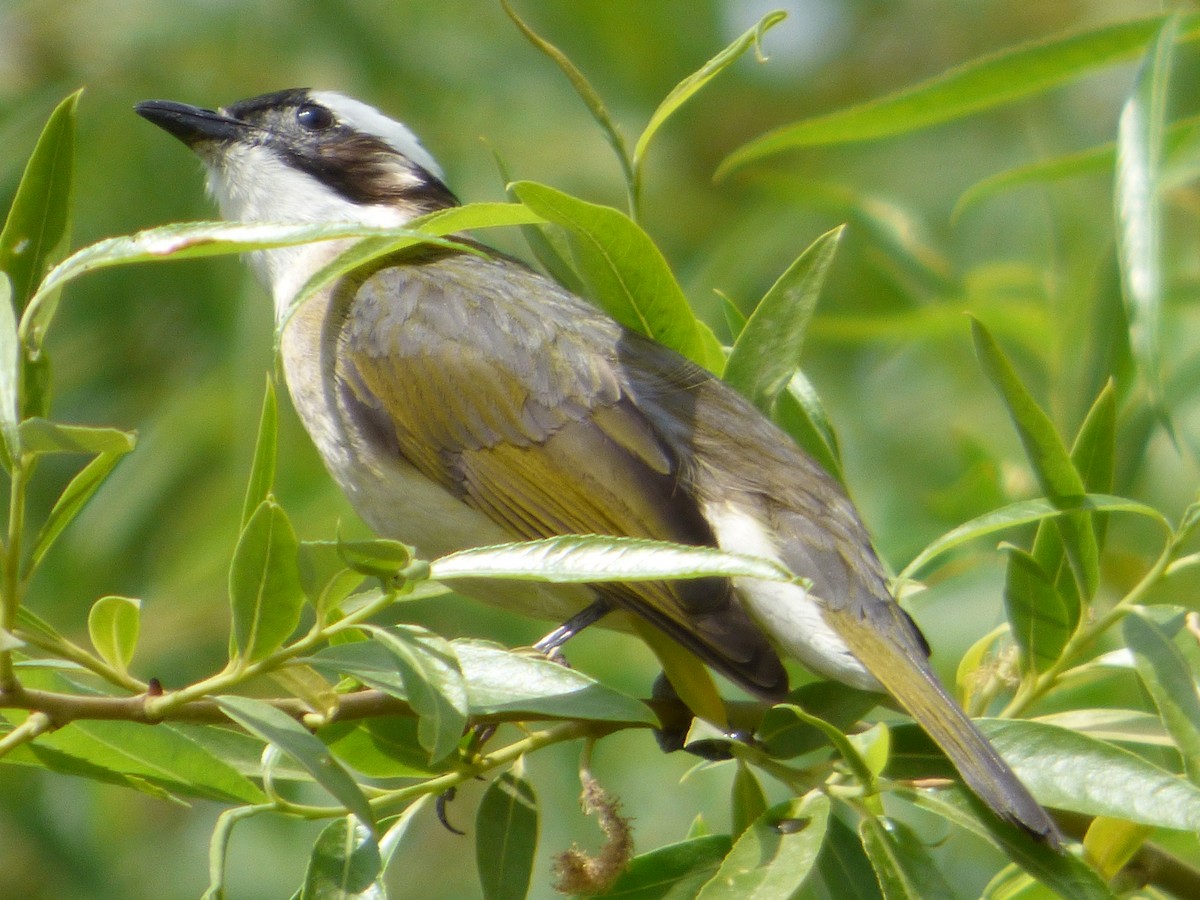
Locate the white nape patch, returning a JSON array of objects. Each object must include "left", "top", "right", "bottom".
[
  {"left": 205, "top": 141, "right": 416, "bottom": 322},
  {"left": 705, "top": 501, "right": 882, "bottom": 691},
  {"left": 310, "top": 90, "right": 444, "bottom": 179}
]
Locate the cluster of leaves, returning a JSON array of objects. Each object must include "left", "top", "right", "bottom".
[{"left": 3, "top": 6, "right": 1200, "bottom": 899}]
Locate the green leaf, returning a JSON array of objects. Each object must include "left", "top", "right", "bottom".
[
  {"left": 337, "top": 536, "right": 414, "bottom": 583},
  {"left": 499, "top": 0, "right": 634, "bottom": 197},
  {"left": 775, "top": 371, "right": 844, "bottom": 483},
  {"left": 1115, "top": 16, "right": 1178, "bottom": 417},
  {"left": 0, "top": 89, "right": 80, "bottom": 312},
  {"left": 242, "top": 377, "right": 277, "bottom": 528},
  {"left": 723, "top": 226, "right": 843, "bottom": 414},
  {"left": 970, "top": 317, "right": 1099, "bottom": 598},
  {"left": 229, "top": 500, "right": 305, "bottom": 663},
  {"left": 977, "top": 718, "right": 1200, "bottom": 829},
  {"left": 899, "top": 494, "right": 1167, "bottom": 582},
  {"left": 1083, "top": 816, "right": 1153, "bottom": 883},
  {"left": 25, "top": 449, "right": 128, "bottom": 574},
  {"left": 365, "top": 625, "right": 468, "bottom": 763},
  {"left": 216, "top": 695, "right": 375, "bottom": 830},
  {"left": 1032, "top": 709, "right": 1171, "bottom": 747},
  {"left": 410, "top": 200, "right": 547, "bottom": 235},
  {"left": 858, "top": 816, "right": 955, "bottom": 900},
  {"left": 298, "top": 816, "right": 384, "bottom": 900},
  {"left": 893, "top": 785, "right": 1114, "bottom": 900},
  {"left": 730, "top": 762, "right": 767, "bottom": 840},
  {"left": 816, "top": 813, "right": 884, "bottom": 900},
  {"left": 296, "top": 540, "right": 365, "bottom": 611},
  {"left": 476, "top": 771, "right": 539, "bottom": 900},
  {"left": 19, "top": 220, "right": 440, "bottom": 351},
  {"left": 0, "top": 273, "right": 18, "bottom": 467},
  {"left": 717, "top": 15, "right": 1199, "bottom": 174},
  {"left": 696, "top": 793, "right": 828, "bottom": 899},
  {"left": 310, "top": 638, "right": 657, "bottom": 727},
  {"left": 429, "top": 534, "right": 796, "bottom": 586},
  {"left": 87, "top": 595, "right": 140, "bottom": 673},
  {"left": 598, "top": 835, "right": 733, "bottom": 899},
  {"left": 17, "top": 418, "right": 136, "bottom": 454},
  {"left": 1002, "top": 547, "right": 1071, "bottom": 674},
  {"left": 511, "top": 181, "right": 726, "bottom": 372},
  {"left": 756, "top": 682, "right": 880, "bottom": 759},
  {"left": 634, "top": 10, "right": 786, "bottom": 171},
  {"left": 1123, "top": 611, "right": 1200, "bottom": 783}
]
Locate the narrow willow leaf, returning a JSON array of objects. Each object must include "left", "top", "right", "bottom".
[
  {"left": 756, "top": 682, "right": 880, "bottom": 759},
  {"left": 599, "top": 835, "right": 732, "bottom": 899},
  {"left": 311, "top": 638, "right": 658, "bottom": 726},
  {"left": 499, "top": 0, "right": 634, "bottom": 193},
  {"left": 298, "top": 816, "right": 384, "bottom": 900},
  {"left": 970, "top": 317, "right": 1098, "bottom": 598},
  {"left": 242, "top": 377, "right": 277, "bottom": 528},
  {"left": 366, "top": 626, "right": 467, "bottom": 763},
  {"left": 899, "top": 494, "right": 1167, "bottom": 583},
  {"left": 26, "top": 449, "right": 127, "bottom": 574},
  {"left": 730, "top": 763, "right": 767, "bottom": 840},
  {"left": 429, "top": 534, "right": 796, "bottom": 586},
  {"left": 337, "top": 536, "right": 413, "bottom": 582},
  {"left": 859, "top": 816, "right": 955, "bottom": 900},
  {"left": 476, "top": 772, "right": 539, "bottom": 900},
  {"left": 634, "top": 10, "right": 786, "bottom": 169},
  {"left": 696, "top": 793, "right": 829, "bottom": 899},
  {"left": 894, "top": 785, "right": 1115, "bottom": 900},
  {"left": 1032, "top": 709, "right": 1170, "bottom": 747},
  {"left": 724, "top": 226, "right": 843, "bottom": 414},
  {"left": 216, "top": 695, "right": 375, "bottom": 830},
  {"left": 1002, "top": 546, "right": 1070, "bottom": 673},
  {"left": 0, "top": 273, "right": 18, "bottom": 467},
  {"left": 955, "top": 143, "right": 1115, "bottom": 218},
  {"left": 87, "top": 595, "right": 140, "bottom": 673},
  {"left": 18, "top": 418, "right": 135, "bottom": 455},
  {"left": 816, "top": 813, "right": 884, "bottom": 900},
  {"left": 20, "top": 220, "right": 441, "bottom": 350},
  {"left": 410, "top": 200, "right": 546, "bottom": 235},
  {"left": 1122, "top": 611, "right": 1200, "bottom": 782},
  {"left": 0, "top": 89, "right": 80, "bottom": 312},
  {"left": 977, "top": 718, "right": 1200, "bottom": 829},
  {"left": 1115, "top": 16, "right": 1178, "bottom": 417},
  {"left": 717, "top": 14, "right": 1199, "bottom": 175},
  {"left": 511, "top": 181, "right": 726, "bottom": 372},
  {"left": 229, "top": 500, "right": 305, "bottom": 663}
]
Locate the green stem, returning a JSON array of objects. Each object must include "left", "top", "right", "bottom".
[
  {"left": 14, "top": 626, "right": 145, "bottom": 692},
  {"left": 0, "top": 710, "right": 52, "bottom": 758},
  {"left": 203, "top": 804, "right": 273, "bottom": 900},
  {"left": 0, "top": 461, "right": 27, "bottom": 689}
]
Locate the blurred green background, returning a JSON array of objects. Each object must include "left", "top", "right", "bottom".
[{"left": 1, "top": 1, "right": 1196, "bottom": 897}]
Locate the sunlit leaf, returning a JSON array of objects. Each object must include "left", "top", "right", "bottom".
[
  {"left": 476, "top": 771, "right": 539, "bottom": 900},
  {"left": 216, "top": 695, "right": 375, "bottom": 830},
  {"left": 1082, "top": 816, "right": 1153, "bottom": 882},
  {"left": 730, "top": 762, "right": 767, "bottom": 840},
  {"left": 0, "top": 89, "right": 80, "bottom": 312},
  {"left": 1123, "top": 611, "right": 1200, "bottom": 782},
  {"left": 696, "top": 793, "right": 828, "bottom": 898},
  {"left": 1002, "top": 546, "right": 1070, "bottom": 673},
  {"left": 511, "top": 181, "right": 726, "bottom": 371},
  {"left": 26, "top": 449, "right": 130, "bottom": 574},
  {"left": 0, "top": 273, "right": 18, "bottom": 467},
  {"left": 724, "top": 225, "right": 843, "bottom": 414},
  {"left": 87, "top": 595, "right": 140, "bottom": 673},
  {"left": 229, "top": 500, "right": 305, "bottom": 663},
  {"left": 430, "top": 534, "right": 795, "bottom": 586},
  {"left": 718, "top": 15, "right": 1199, "bottom": 174},
  {"left": 1115, "top": 16, "right": 1178, "bottom": 420},
  {"left": 17, "top": 418, "right": 135, "bottom": 455}
]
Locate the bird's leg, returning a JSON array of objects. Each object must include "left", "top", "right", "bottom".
[{"left": 533, "top": 597, "right": 614, "bottom": 658}]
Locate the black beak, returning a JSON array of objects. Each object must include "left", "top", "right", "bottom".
[{"left": 135, "top": 99, "right": 251, "bottom": 147}]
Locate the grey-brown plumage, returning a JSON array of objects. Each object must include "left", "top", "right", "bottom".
[{"left": 135, "top": 89, "right": 1062, "bottom": 846}]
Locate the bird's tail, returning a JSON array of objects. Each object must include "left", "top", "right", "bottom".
[{"left": 837, "top": 616, "right": 1063, "bottom": 847}]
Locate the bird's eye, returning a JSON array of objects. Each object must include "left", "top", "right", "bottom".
[{"left": 296, "top": 103, "right": 334, "bottom": 131}]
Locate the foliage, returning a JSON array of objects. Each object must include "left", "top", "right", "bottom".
[{"left": 3, "top": 3, "right": 1200, "bottom": 899}]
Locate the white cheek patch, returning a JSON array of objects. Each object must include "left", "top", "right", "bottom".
[{"left": 704, "top": 501, "right": 881, "bottom": 691}]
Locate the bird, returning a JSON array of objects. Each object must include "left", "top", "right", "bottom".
[{"left": 135, "top": 88, "right": 1061, "bottom": 845}]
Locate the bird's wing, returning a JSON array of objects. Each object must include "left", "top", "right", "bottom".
[{"left": 336, "top": 251, "right": 787, "bottom": 698}]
